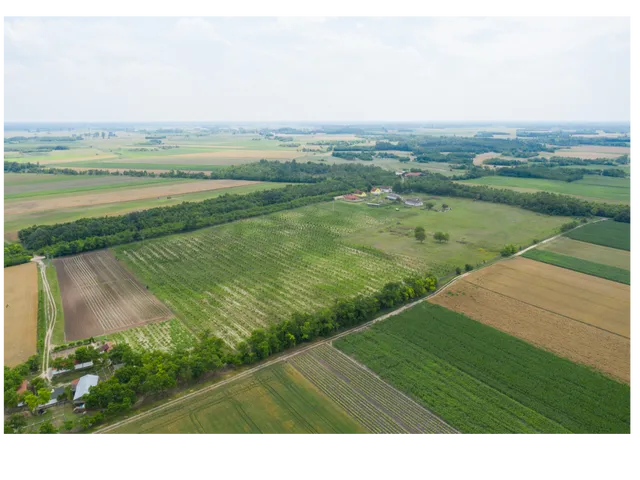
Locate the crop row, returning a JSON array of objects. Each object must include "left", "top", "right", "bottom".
[
  {"left": 289, "top": 352, "right": 407, "bottom": 433},
  {"left": 334, "top": 302, "right": 631, "bottom": 433},
  {"left": 113, "top": 203, "right": 426, "bottom": 346},
  {"left": 310, "top": 345, "right": 457, "bottom": 433}
]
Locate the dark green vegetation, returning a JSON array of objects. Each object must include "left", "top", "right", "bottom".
[
  {"left": 565, "top": 219, "right": 630, "bottom": 250},
  {"left": 335, "top": 302, "right": 630, "bottom": 434},
  {"left": 522, "top": 249, "right": 630, "bottom": 285},
  {"left": 14, "top": 160, "right": 630, "bottom": 258},
  {"left": 4, "top": 243, "right": 31, "bottom": 267}
]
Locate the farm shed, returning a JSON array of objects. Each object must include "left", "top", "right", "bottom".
[
  {"left": 367, "top": 203, "right": 382, "bottom": 207},
  {"left": 379, "top": 186, "right": 393, "bottom": 193},
  {"left": 343, "top": 194, "right": 359, "bottom": 201},
  {"left": 73, "top": 375, "right": 99, "bottom": 405},
  {"left": 404, "top": 172, "right": 423, "bottom": 177},
  {"left": 387, "top": 194, "right": 401, "bottom": 201},
  {"left": 404, "top": 198, "right": 424, "bottom": 207}
]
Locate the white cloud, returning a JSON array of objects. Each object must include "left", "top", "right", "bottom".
[{"left": 4, "top": 17, "right": 630, "bottom": 122}]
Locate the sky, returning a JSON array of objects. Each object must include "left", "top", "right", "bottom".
[{"left": 3, "top": 17, "right": 631, "bottom": 123}]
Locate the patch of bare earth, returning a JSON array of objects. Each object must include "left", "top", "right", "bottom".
[
  {"left": 430, "top": 280, "right": 630, "bottom": 383},
  {"left": 55, "top": 250, "right": 173, "bottom": 340},
  {"left": 4, "top": 263, "right": 38, "bottom": 366},
  {"left": 5, "top": 180, "right": 260, "bottom": 216},
  {"left": 465, "top": 257, "right": 630, "bottom": 338}
]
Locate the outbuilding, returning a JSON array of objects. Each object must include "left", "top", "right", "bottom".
[
  {"left": 73, "top": 374, "right": 99, "bottom": 405},
  {"left": 404, "top": 198, "right": 424, "bottom": 207}
]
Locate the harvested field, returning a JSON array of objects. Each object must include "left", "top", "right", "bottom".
[
  {"left": 472, "top": 152, "right": 501, "bottom": 165},
  {"left": 288, "top": 345, "right": 457, "bottom": 434},
  {"left": 539, "top": 236, "right": 630, "bottom": 269},
  {"left": 6, "top": 179, "right": 260, "bottom": 216},
  {"left": 4, "top": 262, "right": 39, "bottom": 366},
  {"left": 55, "top": 250, "right": 174, "bottom": 341},
  {"left": 464, "top": 257, "right": 629, "bottom": 338},
  {"left": 430, "top": 280, "right": 630, "bottom": 382}
]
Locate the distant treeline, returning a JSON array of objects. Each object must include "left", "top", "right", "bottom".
[
  {"left": 81, "top": 273, "right": 437, "bottom": 422},
  {"left": 12, "top": 160, "right": 630, "bottom": 258},
  {"left": 464, "top": 164, "right": 628, "bottom": 182},
  {"left": 396, "top": 176, "right": 630, "bottom": 222}
]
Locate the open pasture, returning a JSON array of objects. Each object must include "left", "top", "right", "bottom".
[
  {"left": 335, "top": 302, "right": 630, "bottom": 433},
  {"left": 4, "top": 262, "right": 39, "bottom": 366},
  {"left": 465, "top": 256, "right": 629, "bottom": 337},
  {"left": 430, "top": 279, "right": 630, "bottom": 382},
  {"left": 458, "top": 175, "right": 630, "bottom": 204},
  {"left": 543, "top": 145, "right": 630, "bottom": 159},
  {"left": 109, "top": 362, "right": 365, "bottom": 434},
  {"left": 539, "top": 236, "right": 630, "bottom": 269},
  {"left": 565, "top": 219, "right": 630, "bottom": 250},
  {"left": 288, "top": 345, "right": 457, "bottom": 434},
  {"left": 54, "top": 250, "right": 174, "bottom": 341}
]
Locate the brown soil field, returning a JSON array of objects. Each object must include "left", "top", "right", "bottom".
[
  {"left": 472, "top": 152, "right": 500, "bottom": 166},
  {"left": 65, "top": 167, "right": 212, "bottom": 175},
  {"left": 540, "top": 237, "right": 630, "bottom": 270},
  {"left": 430, "top": 280, "right": 630, "bottom": 383},
  {"left": 540, "top": 145, "right": 630, "bottom": 160},
  {"left": 5, "top": 179, "right": 259, "bottom": 216},
  {"left": 55, "top": 250, "right": 173, "bottom": 340},
  {"left": 4, "top": 262, "right": 38, "bottom": 366},
  {"left": 37, "top": 153, "right": 120, "bottom": 165},
  {"left": 464, "top": 257, "right": 630, "bottom": 338}
]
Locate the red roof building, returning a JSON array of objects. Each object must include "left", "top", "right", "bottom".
[
  {"left": 405, "top": 172, "right": 422, "bottom": 177},
  {"left": 344, "top": 194, "right": 359, "bottom": 201}
]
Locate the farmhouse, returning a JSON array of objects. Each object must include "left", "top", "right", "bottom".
[
  {"left": 73, "top": 374, "right": 99, "bottom": 406},
  {"left": 379, "top": 186, "right": 393, "bottom": 193},
  {"left": 353, "top": 190, "right": 367, "bottom": 198},
  {"left": 395, "top": 170, "right": 405, "bottom": 176},
  {"left": 343, "top": 194, "right": 359, "bottom": 201},
  {"left": 371, "top": 187, "right": 382, "bottom": 196},
  {"left": 404, "top": 198, "right": 424, "bottom": 207}
]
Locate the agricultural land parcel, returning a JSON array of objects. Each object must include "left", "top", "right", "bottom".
[
  {"left": 565, "top": 219, "right": 630, "bottom": 250},
  {"left": 108, "top": 362, "right": 366, "bottom": 433},
  {"left": 335, "top": 302, "right": 630, "bottom": 433},
  {"left": 4, "top": 262, "right": 38, "bottom": 366},
  {"left": 430, "top": 256, "right": 630, "bottom": 382},
  {"left": 538, "top": 236, "right": 630, "bottom": 269},
  {"left": 458, "top": 175, "right": 630, "bottom": 204},
  {"left": 522, "top": 249, "right": 630, "bottom": 284},
  {"left": 54, "top": 250, "right": 174, "bottom": 341},
  {"left": 106, "top": 198, "right": 569, "bottom": 350},
  {"left": 107, "top": 345, "right": 456, "bottom": 434},
  {"left": 4, "top": 172, "right": 289, "bottom": 241}
]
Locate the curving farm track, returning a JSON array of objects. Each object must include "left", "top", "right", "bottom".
[{"left": 32, "top": 256, "right": 57, "bottom": 379}]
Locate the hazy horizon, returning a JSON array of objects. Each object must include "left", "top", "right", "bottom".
[{"left": 5, "top": 17, "right": 630, "bottom": 123}]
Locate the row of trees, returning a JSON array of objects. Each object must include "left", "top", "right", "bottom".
[
  {"left": 4, "top": 243, "right": 31, "bottom": 268},
  {"left": 396, "top": 176, "right": 630, "bottom": 222},
  {"left": 71, "top": 274, "right": 438, "bottom": 427}
]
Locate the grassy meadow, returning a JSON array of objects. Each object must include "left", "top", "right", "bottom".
[
  {"left": 539, "top": 236, "right": 630, "bottom": 269},
  {"left": 565, "top": 219, "right": 630, "bottom": 250}
]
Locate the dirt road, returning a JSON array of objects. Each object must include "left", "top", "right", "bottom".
[{"left": 32, "top": 256, "right": 57, "bottom": 379}]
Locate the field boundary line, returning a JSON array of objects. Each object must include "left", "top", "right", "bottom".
[
  {"left": 94, "top": 218, "right": 604, "bottom": 434},
  {"left": 321, "top": 344, "right": 459, "bottom": 433}
]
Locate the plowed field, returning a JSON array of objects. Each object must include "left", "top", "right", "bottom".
[
  {"left": 4, "top": 262, "right": 38, "bottom": 366},
  {"left": 55, "top": 250, "right": 173, "bottom": 340}
]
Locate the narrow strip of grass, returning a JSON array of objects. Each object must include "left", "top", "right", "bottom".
[
  {"left": 46, "top": 262, "right": 66, "bottom": 345},
  {"left": 522, "top": 249, "right": 630, "bottom": 285}
]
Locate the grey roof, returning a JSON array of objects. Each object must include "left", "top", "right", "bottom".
[
  {"left": 73, "top": 375, "right": 99, "bottom": 401},
  {"left": 74, "top": 361, "right": 94, "bottom": 370}
]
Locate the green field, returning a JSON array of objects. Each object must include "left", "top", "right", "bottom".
[
  {"left": 565, "top": 219, "right": 630, "bottom": 250},
  {"left": 109, "top": 198, "right": 568, "bottom": 349},
  {"left": 334, "top": 302, "right": 630, "bottom": 433},
  {"left": 539, "top": 236, "right": 629, "bottom": 269},
  {"left": 4, "top": 180, "right": 291, "bottom": 241},
  {"left": 522, "top": 249, "right": 630, "bottom": 284},
  {"left": 459, "top": 175, "right": 630, "bottom": 204},
  {"left": 45, "top": 262, "right": 66, "bottom": 345},
  {"left": 109, "top": 362, "right": 365, "bottom": 434}
]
